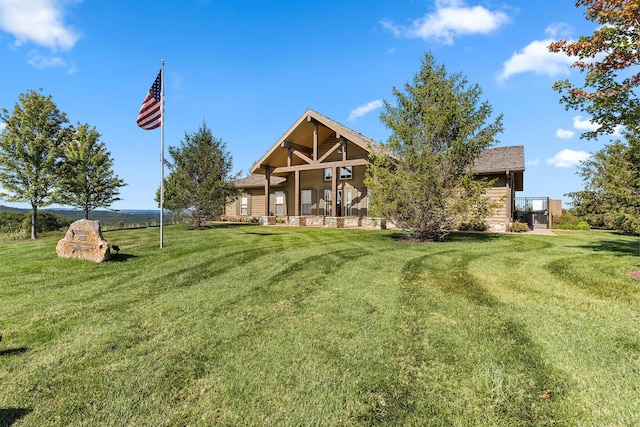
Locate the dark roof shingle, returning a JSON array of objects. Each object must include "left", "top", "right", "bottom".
[{"left": 472, "top": 145, "right": 525, "bottom": 174}]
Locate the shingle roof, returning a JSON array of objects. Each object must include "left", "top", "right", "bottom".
[
  {"left": 233, "top": 174, "right": 287, "bottom": 188},
  {"left": 472, "top": 145, "right": 525, "bottom": 174},
  {"left": 306, "top": 109, "right": 385, "bottom": 153}
]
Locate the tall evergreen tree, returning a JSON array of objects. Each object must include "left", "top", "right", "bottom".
[
  {"left": 365, "top": 52, "right": 503, "bottom": 241},
  {"left": 159, "top": 122, "right": 238, "bottom": 229},
  {"left": 0, "top": 90, "right": 69, "bottom": 239},
  {"left": 567, "top": 134, "right": 639, "bottom": 235},
  {"left": 56, "top": 123, "right": 127, "bottom": 219}
]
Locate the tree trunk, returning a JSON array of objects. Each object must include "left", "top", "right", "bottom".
[
  {"left": 31, "top": 204, "right": 38, "bottom": 240},
  {"left": 84, "top": 208, "right": 90, "bottom": 220},
  {"left": 195, "top": 207, "right": 202, "bottom": 229}
]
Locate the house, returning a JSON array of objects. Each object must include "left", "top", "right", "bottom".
[{"left": 225, "top": 109, "right": 524, "bottom": 231}]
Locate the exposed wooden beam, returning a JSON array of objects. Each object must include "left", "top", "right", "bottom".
[
  {"left": 292, "top": 149, "right": 314, "bottom": 165},
  {"left": 313, "top": 122, "right": 318, "bottom": 162},
  {"left": 271, "top": 158, "right": 367, "bottom": 174},
  {"left": 318, "top": 141, "right": 342, "bottom": 163},
  {"left": 281, "top": 141, "right": 313, "bottom": 156}
]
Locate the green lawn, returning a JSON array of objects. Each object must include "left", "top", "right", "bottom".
[{"left": 1, "top": 225, "right": 639, "bottom": 426}]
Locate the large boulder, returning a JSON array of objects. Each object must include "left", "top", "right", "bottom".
[{"left": 56, "top": 219, "right": 111, "bottom": 263}]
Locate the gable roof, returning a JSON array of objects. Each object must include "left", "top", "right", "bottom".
[
  {"left": 472, "top": 145, "right": 525, "bottom": 174},
  {"left": 250, "top": 109, "right": 382, "bottom": 175}
]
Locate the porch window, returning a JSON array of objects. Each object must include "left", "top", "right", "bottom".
[
  {"left": 339, "top": 166, "right": 353, "bottom": 180},
  {"left": 324, "top": 167, "right": 333, "bottom": 181},
  {"left": 240, "top": 194, "right": 249, "bottom": 215},
  {"left": 324, "top": 189, "right": 332, "bottom": 216},
  {"left": 301, "top": 190, "right": 312, "bottom": 215},
  {"left": 275, "top": 191, "right": 285, "bottom": 216},
  {"left": 345, "top": 188, "right": 353, "bottom": 216}
]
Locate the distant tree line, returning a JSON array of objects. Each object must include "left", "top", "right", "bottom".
[
  {"left": 0, "top": 89, "right": 126, "bottom": 239},
  {"left": 0, "top": 211, "right": 72, "bottom": 235}
]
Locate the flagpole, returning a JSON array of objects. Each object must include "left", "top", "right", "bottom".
[{"left": 160, "top": 59, "right": 165, "bottom": 248}]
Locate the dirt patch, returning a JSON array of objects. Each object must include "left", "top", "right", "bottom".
[{"left": 627, "top": 270, "right": 640, "bottom": 280}]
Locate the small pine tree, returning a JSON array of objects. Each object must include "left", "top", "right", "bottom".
[
  {"left": 365, "top": 52, "right": 503, "bottom": 241},
  {"left": 159, "top": 122, "right": 238, "bottom": 229}
]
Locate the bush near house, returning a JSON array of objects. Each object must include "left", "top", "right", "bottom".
[
  {"left": 457, "top": 219, "right": 489, "bottom": 232},
  {"left": 552, "top": 211, "right": 591, "bottom": 230},
  {"left": 509, "top": 221, "right": 529, "bottom": 232}
]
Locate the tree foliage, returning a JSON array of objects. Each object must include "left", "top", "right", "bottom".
[
  {"left": 55, "top": 123, "right": 126, "bottom": 219},
  {"left": 0, "top": 89, "right": 69, "bottom": 239},
  {"left": 549, "top": 1, "right": 640, "bottom": 235},
  {"left": 365, "top": 52, "right": 503, "bottom": 241},
  {"left": 159, "top": 122, "right": 238, "bottom": 229},
  {"left": 549, "top": 0, "right": 640, "bottom": 137},
  {"left": 567, "top": 134, "right": 639, "bottom": 235}
]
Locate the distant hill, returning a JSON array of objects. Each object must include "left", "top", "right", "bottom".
[{"left": 0, "top": 205, "right": 169, "bottom": 227}]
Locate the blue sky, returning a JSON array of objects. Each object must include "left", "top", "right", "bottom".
[{"left": 0, "top": 0, "right": 615, "bottom": 210}]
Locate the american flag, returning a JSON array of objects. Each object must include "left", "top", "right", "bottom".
[{"left": 137, "top": 70, "right": 162, "bottom": 130}]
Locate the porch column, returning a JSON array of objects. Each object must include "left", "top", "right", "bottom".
[
  {"left": 331, "top": 166, "right": 337, "bottom": 216},
  {"left": 265, "top": 168, "right": 271, "bottom": 216},
  {"left": 294, "top": 169, "right": 300, "bottom": 216},
  {"left": 506, "top": 170, "right": 512, "bottom": 225}
]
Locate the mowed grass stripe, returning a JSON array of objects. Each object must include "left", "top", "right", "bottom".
[{"left": 0, "top": 225, "right": 638, "bottom": 426}]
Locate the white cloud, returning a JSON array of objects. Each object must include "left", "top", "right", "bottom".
[
  {"left": 0, "top": 0, "right": 80, "bottom": 51},
  {"left": 381, "top": 0, "right": 509, "bottom": 45},
  {"left": 497, "top": 24, "right": 576, "bottom": 81},
  {"left": 28, "top": 53, "right": 66, "bottom": 68},
  {"left": 571, "top": 115, "right": 624, "bottom": 136},
  {"left": 546, "top": 149, "right": 591, "bottom": 168},
  {"left": 526, "top": 158, "right": 540, "bottom": 166},
  {"left": 555, "top": 128, "right": 575, "bottom": 139},
  {"left": 0, "top": 122, "right": 6, "bottom": 131},
  {"left": 572, "top": 115, "right": 600, "bottom": 131},
  {"left": 349, "top": 100, "right": 383, "bottom": 121}
]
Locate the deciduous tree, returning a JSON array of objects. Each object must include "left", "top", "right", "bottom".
[
  {"left": 549, "top": 1, "right": 640, "bottom": 235},
  {"left": 549, "top": 0, "right": 640, "bottom": 137},
  {"left": 56, "top": 123, "right": 126, "bottom": 219},
  {"left": 0, "top": 90, "right": 69, "bottom": 239},
  {"left": 159, "top": 122, "right": 238, "bottom": 229},
  {"left": 365, "top": 52, "right": 503, "bottom": 241}
]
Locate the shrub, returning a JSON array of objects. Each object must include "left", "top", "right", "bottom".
[
  {"left": 553, "top": 212, "right": 592, "bottom": 230},
  {"left": 509, "top": 221, "right": 529, "bottom": 232},
  {"left": 458, "top": 219, "right": 489, "bottom": 232}
]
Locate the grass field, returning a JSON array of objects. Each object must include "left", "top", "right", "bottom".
[{"left": 1, "top": 225, "right": 639, "bottom": 426}]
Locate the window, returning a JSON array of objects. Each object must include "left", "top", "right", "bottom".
[
  {"left": 240, "top": 195, "right": 249, "bottom": 215},
  {"left": 275, "top": 191, "right": 285, "bottom": 216},
  {"left": 324, "top": 167, "right": 333, "bottom": 181},
  {"left": 324, "top": 189, "right": 332, "bottom": 216},
  {"left": 339, "top": 166, "right": 353, "bottom": 180},
  {"left": 345, "top": 188, "right": 353, "bottom": 216},
  {"left": 301, "top": 190, "right": 312, "bottom": 215}
]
